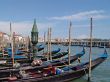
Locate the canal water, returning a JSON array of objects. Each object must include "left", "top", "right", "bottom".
[{"left": 42, "top": 44, "right": 110, "bottom": 82}]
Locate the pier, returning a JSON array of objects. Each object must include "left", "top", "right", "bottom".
[
  {"left": 43, "top": 38, "right": 110, "bottom": 48},
  {"left": 62, "top": 39, "right": 110, "bottom": 47}
]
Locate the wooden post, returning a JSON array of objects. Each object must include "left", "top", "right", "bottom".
[
  {"left": 2, "top": 34, "right": 4, "bottom": 58},
  {"left": 68, "top": 21, "right": 72, "bottom": 65},
  {"left": 43, "top": 32, "right": 46, "bottom": 54},
  {"left": 88, "top": 18, "right": 93, "bottom": 82},
  {"left": 49, "top": 28, "right": 52, "bottom": 61},
  {"left": 12, "top": 32, "right": 15, "bottom": 67},
  {"left": 9, "top": 23, "right": 12, "bottom": 47},
  {"left": 26, "top": 37, "right": 28, "bottom": 52},
  {"left": 47, "top": 28, "right": 49, "bottom": 60},
  {"left": 10, "top": 23, "right": 14, "bottom": 66}
]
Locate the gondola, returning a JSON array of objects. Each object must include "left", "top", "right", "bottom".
[
  {"left": 0, "top": 50, "right": 68, "bottom": 65},
  {"left": 2, "top": 45, "right": 44, "bottom": 56},
  {"left": 0, "top": 47, "right": 85, "bottom": 79},
  {"left": 4, "top": 48, "right": 25, "bottom": 55},
  {"left": 22, "top": 47, "right": 85, "bottom": 71},
  {"left": 43, "top": 48, "right": 61, "bottom": 56},
  {"left": 37, "top": 50, "right": 68, "bottom": 61},
  {"left": 0, "top": 51, "right": 67, "bottom": 67},
  {"left": 38, "top": 46, "right": 44, "bottom": 52},
  {"left": 51, "top": 51, "right": 68, "bottom": 59},
  {"left": 0, "top": 50, "right": 67, "bottom": 66},
  {"left": 5, "top": 49, "right": 107, "bottom": 82},
  {"left": 37, "top": 45, "right": 44, "bottom": 52}
]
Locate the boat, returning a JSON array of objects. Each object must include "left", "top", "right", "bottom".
[
  {"left": 20, "top": 49, "right": 108, "bottom": 82},
  {"left": 51, "top": 48, "right": 60, "bottom": 55},
  {"left": 36, "top": 50, "right": 68, "bottom": 61},
  {"left": 0, "top": 49, "right": 67, "bottom": 66},
  {"left": 43, "top": 48, "right": 61, "bottom": 56},
  {"left": 2, "top": 45, "right": 44, "bottom": 56},
  {"left": 4, "top": 48, "right": 25, "bottom": 55},
  {"left": 37, "top": 45, "right": 44, "bottom": 52},
  {"left": 0, "top": 49, "right": 68, "bottom": 65},
  {"left": 22, "top": 47, "right": 85, "bottom": 71},
  {"left": 24, "top": 49, "right": 107, "bottom": 82},
  {"left": 0, "top": 48, "right": 107, "bottom": 82},
  {"left": 51, "top": 51, "right": 68, "bottom": 59},
  {"left": 0, "top": 47, "right": 85, "bottom": 78},
  {"left": 38, "top": 46, "right": 44, "bottom": 52},
  {"left": 7, "top": 48, "right": 27, "bottom": 59}
]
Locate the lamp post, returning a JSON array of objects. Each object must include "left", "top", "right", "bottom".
[{"left": 31, "top": 19, "right": 38, "bottom": 59}]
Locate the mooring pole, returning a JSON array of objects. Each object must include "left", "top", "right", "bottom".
[
  {"left": 68, "top": 21, "right": 72, "bottom": 65},
  {"left": 43, "top": 32, "right": 46, "bottom": 54},
  {"left": 47, "top": 28, "right": 49, "bottom": 60},
  {"left": 10, "top": 23, "right": 15, "bottom": 67},
  {"left": 49, "top": 28, "right": 52, "bottom": 61},
  {"left": 88, "top": 18, "right": 93, "bottom": 82}
]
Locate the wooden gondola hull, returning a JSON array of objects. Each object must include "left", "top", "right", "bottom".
[
  {"left": 0, "top": 48, "right": 85, "bottom": 80},
  {"left": 43, "top": 48, "right": 61, "bottom": 56},
  {"left": 25, "top": 49, "right": 85, "bottom": 72},
  {"left": 37, "top": 51, "right": 68, "bottom": 61},
  {"left": 0, "top": 51, "right": 68, "bottom": 65},
  {"left": 38, "top": 47, "right": 44, "bottom": 52},
  {"left": 52, "top": 52, "right": 68, "bottom": 59},
  {"left": 0, "top": 50, "right": 107, "bottom": 82},
  {"left": 16, "top": 53, "right": 107, "bottom": 82}
]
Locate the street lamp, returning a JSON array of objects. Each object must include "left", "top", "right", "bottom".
[{"left": 31, "top": 19, "right": 38, "bottom": 59}]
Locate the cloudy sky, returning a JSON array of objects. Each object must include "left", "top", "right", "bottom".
[{"left": 0, "top": 0, "right": 110, "bottom": 39}]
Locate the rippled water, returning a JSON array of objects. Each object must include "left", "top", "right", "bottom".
[{"left": 43, "top": 44, "right": 110, "bottom": 82}]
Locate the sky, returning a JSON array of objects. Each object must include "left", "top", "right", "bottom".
[{"left": 0, "top": 0, "right": 110, "bottom": 39}]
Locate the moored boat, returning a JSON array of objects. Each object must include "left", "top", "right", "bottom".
[
  {"left": 19, "top": 49, "right": 108, "bottom": 82},
  {"left": 0, "top": 49, "right": 107, "bottom": 82},
  {"left": 0, "top": 47, "right": 85, "bottom": 79},
  {"left": 43, "top": 48, "right": 61, "bottom": 56}
]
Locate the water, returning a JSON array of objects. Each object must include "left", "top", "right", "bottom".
[{"left": 43, "top": 44, "right": 110, "bottom": 82}]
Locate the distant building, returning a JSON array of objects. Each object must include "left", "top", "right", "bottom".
[{"left": 0, "top": 32, "right": 9, "bottom": 47}]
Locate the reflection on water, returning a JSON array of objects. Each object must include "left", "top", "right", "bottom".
[{"left": 70, "top": 77, "right": 88, "bottom": 82}]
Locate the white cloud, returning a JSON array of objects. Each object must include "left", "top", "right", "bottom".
[
  {"left": 0, "top": 21, "right": 32, "bottom": 36},
  {"left": 0, "top": 21, "right": 55, "bottom": 37},
  {"left": 49, "top": 10, "right": 109, "bottom": 20}
]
